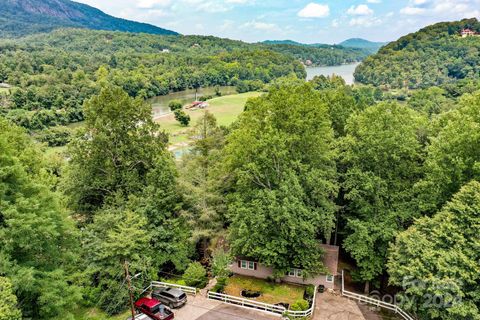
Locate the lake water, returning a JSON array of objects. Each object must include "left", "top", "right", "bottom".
[
  {"left": 306, "top": 62, "right": 360, "bottom": 84},
  {"left": 150, "top": 86, "right": 237, "bottom": 118}
]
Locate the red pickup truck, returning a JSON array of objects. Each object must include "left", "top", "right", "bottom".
[{"left": 134, "top": 297, "right": 174, "bottom": 320}]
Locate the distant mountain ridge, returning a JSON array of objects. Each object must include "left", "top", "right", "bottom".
[
  {"left": 262, "top": 38, "right": 385, "bottom": 52},
  {"left": 339, "top": 38, "right": 386, "bottom": 50},
  {"left": 0, "top": 0, "right": 178, "bottom": 38}
]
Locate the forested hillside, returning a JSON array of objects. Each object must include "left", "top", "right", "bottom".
[
  {"left": 0, "top": 29, "right": 305, "bottom": 132},
  {"left": 0, "top": 0, "right": 177, "bottom": 38},
  {"left": 339, "top": 38, "right": 385, "bottom": 52},
  {"left": 2, "top": 11, "right": 480, "bottom": 320},
  {"left": 263, "top": 43, "right": 370, "bottom": 66},
  {"left": 355, "top": 18, "right": 480, "bottom": 89}
]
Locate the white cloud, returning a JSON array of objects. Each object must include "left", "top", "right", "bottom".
[
  {"left": 298, "top": 3, "right": 330, "bottom": 18},
  {"left": 400, "top": 6, "right": 426, "bottom": 15},
  {"left": 225, "top": 0, "right": 251, "bottom": 3},
  {"left": 367, "top": 0, "right": 381, "bottom": 3},
  {"left": 242, "top": 21, "right": 280, "bottom": 32},
  {"left": 137, "top": 0, "right": 172, "bottom": 9},
  {"left": 349, "top": 16, "right": 382, "bottom": 27},
  {"left": 347, "top": 4, "right": 373, "bottom": 16}
]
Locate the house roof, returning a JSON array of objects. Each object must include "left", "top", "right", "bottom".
[{"left": 320, "top": 244, "right": 339, "bottom": 276}]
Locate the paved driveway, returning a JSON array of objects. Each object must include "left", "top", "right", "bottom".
[
  {"left": 174, "top": 294, "right": 279, "bottom": 320},
  {"left": 314, "top": 292, "right": 366, "bottom": 320}
]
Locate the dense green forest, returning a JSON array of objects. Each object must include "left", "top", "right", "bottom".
[
  {"left": 1, "top": 15, "right": 480, "bottom": 320},
  {"left": 0, "top": 0, "right": 177, "bottom": 38},
  {"left": 0, "top": 29, "right": 305, "bottom": 132},
  {"left": 355, "top": 18, "right": 480, "bottom": 89},
  {"left": 2, "top": 75, "right": 480, "bottom": 320},
  {"left": 263, "top": 43, "right": 370, "bottom": 66}
]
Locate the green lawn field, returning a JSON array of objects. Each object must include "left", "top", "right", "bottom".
[{"left": 158, "top": 91, "right": 262, "bottom": 145}]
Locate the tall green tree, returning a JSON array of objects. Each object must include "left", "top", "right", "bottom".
[
  {"left": 388, "top": 181, "right": 480, "bottom": 320},
  {"left": 0, "top": 118, "right": 80, "bottom": 319},
  {"left": 178, "top": 112, "right": 226, "bottom": 252},
  {"left": 340, "top": 102, "right": 426, "bottom": 290},
  {"left": 223, "top": 84, "right": 338, "bottom": 276},
  {"left": 64, "top": 85, "right": 169, "bottom": 217},
  {"left": 417, "top": 91, "right": 480, "bottom": 214},
  {"left": 0, "top": 277, "right": 21, "bottom": 320},
  {"left": 65, "top": 86, "right": 192, "bottom": 312},
  {"left": 82, "top": 204, "right": 152, "bottom": 314}
]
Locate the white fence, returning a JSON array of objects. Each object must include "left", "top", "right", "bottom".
[
  {"left": 341, "top": 271, "right": 414, "bottom": 320},
  {"left": 143, "top": 281, "right": 197, "bottom": 296},
  {"left": 207, "top": 286, "right": 317, "bottom": 318}
]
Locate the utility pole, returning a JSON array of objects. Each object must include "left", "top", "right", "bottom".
[{"left": 124, "top": 260, "right": 136, "bottom": 320}]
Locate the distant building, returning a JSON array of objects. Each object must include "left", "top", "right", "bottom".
[
  {"left": 304, "top": 59, "right": 313, "bottom": 66},
  {"left": 0, "top": 83, "right": 11, "bottom": 89},
  {"left": 161, "top": 49, "right": 170, "bottom": 53},
  {"left": 461, "top": 28, "right": 476, "bottom": 37},
  {"left": 187, "top": 101, "right": 209, "bottom": 109}
]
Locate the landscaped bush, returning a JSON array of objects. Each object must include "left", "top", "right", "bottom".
[
  {"left": 211, "top": 277, "right": 228, "bottom": 293},
  {"left": 183, "top": 262, "right": 207, "bottom": 288},
  {"left": 290, "top": 299, "right": 309, "bottom": 311},
  {"left": 304, "top": 284, "right": 315, "bottom": 302}
]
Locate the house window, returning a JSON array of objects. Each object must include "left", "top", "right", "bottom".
[
  {"left": 241, "top": 260, "right": 247, "bottom": 269},
  {"left": 240, "top": 260, "right": 256, "bottom": 270},
  {"left": 326, "top": 275, "right": 334, "bottom": 283},
  {"left": 287, "top": 268, "right": 303, "bottom": 278}
]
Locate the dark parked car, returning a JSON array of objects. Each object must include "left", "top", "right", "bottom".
[
  {"left": 134, "top": 297, "right": 174, "bottom": 320},
  {"left": 152, "top": 287, "right": 187, "bottom": 308}
]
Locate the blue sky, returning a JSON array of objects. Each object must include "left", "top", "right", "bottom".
[{"left": 75, "top": 0, "right": 480, "bottom": 43}]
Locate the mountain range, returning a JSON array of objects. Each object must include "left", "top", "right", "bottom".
[
  {"left": 262, "top": 38, "right": 386, "bottom": 52},
  {"left": 0, "top": 0, "right": 178, "bottom": 38}
]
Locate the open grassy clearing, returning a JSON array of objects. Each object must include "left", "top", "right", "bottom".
[
  {"left": 224, "top": 275, "right": 305, "bottom": 305},
  {"left": 73, "top": 307, "right": 130, "bottom": 320},
  {"left": 157, "top": 91, "right": 262, "bottom": 145}
]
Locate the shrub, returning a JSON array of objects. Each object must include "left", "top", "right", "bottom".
[
  {"left": 290, "top": 299, "right": 309, "bottom": 311},
  {"left": 168, "top": 99, "right": 183, "bottom": 111},
  {"left": 211, "top": 276, "right": 228, "bottom": 293},
  {"left": 174, "top": 110, "right": 190, "bottom": 126},
  {"left": 183, "top": 262, "right": 207, "bottom": 288},
  {"left": 211, "top": 249, "right": 232, "bottom": 278},
  {"left": 304, "top": 284, "right": 315, "bottom": 301}
]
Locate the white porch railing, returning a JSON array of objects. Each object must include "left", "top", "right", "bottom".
[
  {"left": 341, "top": 270, "right": 414, "bottom": 320},
  {"left": 143, "top": 281, "right": 197, "bottom": 296},
  {"left": 207, "top": 286, "right": 317, "bottom": 318}
]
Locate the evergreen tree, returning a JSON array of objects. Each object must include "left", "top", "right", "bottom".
[{"left": 178, "top": 112, "right": 226, "bottom": 248}]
